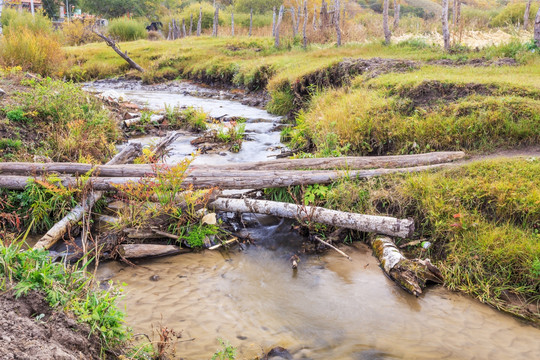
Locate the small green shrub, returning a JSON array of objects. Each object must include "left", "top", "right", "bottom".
[
  {"left": 0, "top": 138, "right": 22, "bottom": 151},
  {"left": 6, "top": 109, "right": 30, "bottom": 123},
  {"left": 186, "top": 224, "right": 219, "bottom": 248},
  {"left": 490, "top": 3, "right": 539, "bottom": 27},
  {"left": 107, "top": 18, "right": 147, "bottom": 42},
  {"left": 212, "top": 338, "right": 237, "bottom": 360}
]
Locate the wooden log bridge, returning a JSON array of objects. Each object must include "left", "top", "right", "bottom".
[
  {"left": 209, "top": 198, "right": 415, "bottom": 238},
  {"left": 0, "top": 152, "right": 465, "bottom": 176},
  {"left": 0, "top": 164, "right": 452, "bottom": 191}
]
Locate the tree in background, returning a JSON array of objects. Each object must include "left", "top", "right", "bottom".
[
  {"left": 80, "top": 0, "right": 159, "bottom": 18},
  {"left": 41, "top": 0, "right": 80, "bottom": 19},
  {"left": 235, "top": 0, "right": 283, "bottom": 14}
]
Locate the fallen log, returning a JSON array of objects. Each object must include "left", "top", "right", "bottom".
[
  {"left": 1, "top": 164, "right": 452, "bottom": 191},
  {"left": 371, "top": 236, "right": 443, "bottom": 296},
  {"left": 91, "top": 28, "right": 145, "bottom": 72},
  {"left": 0, "top": 152, "right": 465, "bottom": 176},
  {"left": 209, "top": 198, "right": 415, "bottom": 238},
  {"left": 123, "top": 114, "right": 164, "bottom": 128},
  {"left": 33, "top": 143, "right": 143, "bottom": 250},
  {"left": 117, "top": 244, "right": 187, "bottom": 259}
]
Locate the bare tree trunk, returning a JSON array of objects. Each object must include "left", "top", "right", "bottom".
[
  {"left": 535, "top": 7, "right": 540, "bottom": 46},
  {"left": 321, "top": 1, "right": 329, "bottom": 29},
  {"left": 1, "top": 1, "right": 4, "bottom": 36},
  {"left": 456, "top": 0, "right": 462, "bottom": 44},
  {"left": 383, "top": 0, "right": 391, "bottom": 44},
  {"left": 167, "top": 22, "right": 172, "bottom": 40},
  {"left": 303, "top": 0, "right": 308, "bottom": 48},
  {"left": 189, "top": 14, "right": 193, "bottom": 36},
  {"left": 292, "top": 7, "right": 298, "bottom": 37},
  {"left": 272, "top": 7, "right": 276, "bottom": 36},
  {"left": 275, "top": 5, "right": 284, "bottom": 48},
  {"left": 249, "top": 8, "right": 253, "bottom": 36},
  {"left": 197, "top": 7, "right": 202, "bottom": 36},
  {"left": 91, "top": 28, "right": 145, "bottom": 72},
  {"left": 209, "top": 198, "right": 415, "bottom": 238},
  {"left": 393, "top": 0, "right": 400, "bottom": 29},
  {"left": 231, "top": 11, "right": 234, "bottom": 36},
  {"left": 182, "top": 18, "right": 187, "bottom": 38},
  {"left": 442, "top": 0, "right": 450, "bottom": 51},
  {"left": 524, "top": 0, "right": 532, "bottom": 29},
  {"left": 213, "top": 5, "right": 219, "bottom": 37},
  {"left": 313, "top": 6, "right": 317, "bottom": 30},
  {"left": 335, "top": 0, "right": 342, "bottom": 46},
  {"left": 296, "top": 5, "right": 301, "bottom": 34},
  {"left": 33, "top": 143, "right": 142, "bottom": 250},
  {"left": 452, "top": 0, "right": 457, "bottom": 25}
]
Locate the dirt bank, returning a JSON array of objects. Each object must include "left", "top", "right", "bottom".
[{"left": 0, "top": 290, "right": 102, "bottom": 360}]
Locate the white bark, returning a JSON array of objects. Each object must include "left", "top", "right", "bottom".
[
  {"left": 524, "top": 0, "right": 532, "bottom": 29},
  {"left": 0, "top": 1, "right": 3, "bottom": 36},
  {"left": 275, "top": 5, "right": 284, "bottom": 48},
  {"left": 383, "top": 0, "right": 391, "bottom": 44},
  {"left": 291, "top": 7, "right": 298, "bottom": 37},
  {"left": 536, "top": 7, "right": 540, "bottom": 46},
  {"left": 442, "top": 0, "right": 450, "bottom": 50},
  {"left": 303, "top": 0, "right": 308, "bottom": 48},
  {"left": 197, "top": 7, "right": 202, "bottom": 36},
  {"left": 189, "top": 14, "right": 193, "bottom": 36},
  {"left": 335, "top": 0, "right": 342, "bottom": 46},
  {"left": 394, "top": 1, "right": 400, "bottom": 29},
  {"left": 209, "top": 198, "right": 415, "bottom": 238},
  {"left": 272, "top": 7, "right": 276, "bottom": 37},
  {"left": 231, "top": 11, "right": 234, "bottom": 36}
]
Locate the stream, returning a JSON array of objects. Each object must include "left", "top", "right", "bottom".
[{"left": 87, "top": 81, "right": 540, "bottom": 360}]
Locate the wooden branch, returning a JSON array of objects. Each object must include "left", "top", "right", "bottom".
[
  {"left": 117, "top": 244, "right": 186, "bottom": 259},
  {"left": 0, "top": 164, "right": 453, "bottom": 191},
  {"left": 371, "top": 236, "right": 443, "bottom": 296},
  {"left": 33, "top": 143, "right": 142, "bottom": 250},
  {"left": 208, "top": 237, "right": 238, "bottom": 250},
  {"left": 314, "top": 235, "right": 351, "bottom": 260},
  {"left": 91, "top": 28, "right": 144, "bottom": 72},
  {"left": 0, "top": 152, "right": 465, "bottom": 176},
  {"left": 209, "top": 198, "right": 415, "bottom": 238}
]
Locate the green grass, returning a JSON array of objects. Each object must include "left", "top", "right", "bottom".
[{"left": 286, "top": 62, "right": 540, "bottom": 156}]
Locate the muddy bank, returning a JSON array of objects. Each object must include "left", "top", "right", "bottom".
[{"left": 0, "top": 290, "right": 102, "bottom": 360}]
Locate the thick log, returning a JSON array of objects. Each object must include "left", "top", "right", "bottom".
[
  {"left": 33, "top": 143, "right": 142, "bottom": 250},
  {"left": 371, "top": 236, "right": 443, "bottom": 296},
  {"left": 91, "top": 28, "right": 144, "bottom": 72},
  {"left": 0, "top": 164, "right": 453, "bottom": 191},
  {"left": 209, "top": 198, "right": 415, "bottom": 238},
  {"left": 117, "top": 244, "right": 185, "bottom": 259},
  {"left": 0, "top": 152, "right": 466, "bottom": 176}
]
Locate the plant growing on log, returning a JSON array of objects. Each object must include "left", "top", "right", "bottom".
[{"left": 164, "top": 105, "right": 208, "bottom": 131}]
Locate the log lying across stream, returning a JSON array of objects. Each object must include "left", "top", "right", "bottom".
[
  {"left": 209, "top": 198, "right": 415, "bottom": 238},
  {"left": 0, "top": 164, "right": 454, "bottom": 191},
  {"left": 0, "top": 151, "right": 465, "bottom": 176}
]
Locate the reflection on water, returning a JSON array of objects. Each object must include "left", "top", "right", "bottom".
[{"left": 98, "top": 220, "right": 540, "bottom": 360}]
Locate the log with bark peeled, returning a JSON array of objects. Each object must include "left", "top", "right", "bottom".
[
  {"left": 117, "top": 244, "right": 187, "bottom": 259},
  {"left": 33, "top": 143, "right": 143, "bottom": 250},
  {"left": 0, "top": 164, "right": 455, "bottom": 191},
  {"left": 0, "top": 152, "right": 466, "bottom": 176},
  {"left": 371, "top": 236, "right": 443, "bottom": 296},
  {"left": 209, "top": 198, "right": 415, "bottom": 238}
]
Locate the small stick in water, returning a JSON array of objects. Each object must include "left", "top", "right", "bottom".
[{"left": 314, "top": 236, "right": 352, "bottom": 261}]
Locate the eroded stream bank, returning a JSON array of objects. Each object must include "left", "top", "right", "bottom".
[{"left": 87, "top": 80, "right": 540, "bottom": 359}]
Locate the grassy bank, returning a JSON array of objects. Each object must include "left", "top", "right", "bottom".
[{"left": 267, "top": 157, "right": 540, "bottom": 322}]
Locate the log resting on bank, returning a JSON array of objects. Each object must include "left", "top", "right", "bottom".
[
  {"left": 117, "top": 244, "right": 189, "bottom": 259},
  {"left": 371, "top": 236, "right": 443, "bottom": 296},
  {"left": 209, "top": 198, "right": 415, "bottom": 238},
  {"left": 0, "top": 152, "right": 466, "bottom": 176},
  {"left": 33, "top": 143, "right": 143, "bottom": 250},
  {"left": 0, "top": 164, "right": 453, "bottom": 191}
]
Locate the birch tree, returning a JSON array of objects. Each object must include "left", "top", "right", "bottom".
[
  {"left": 442, "top": 0, "right": 450, "bottom": 51},
  {"left": 535, "top": 7, "right": 540, "bottom": 46},
  {"left": 383, "top": 0, "right": 391, "bottom": 44},
  {"left": 0, "top": 1, "right": 3, "bottom": 36},
  {"left": 393, "top": 0, "right": 400, "bottom": 29},
  {"left": 524, "top": 0, "right": 532, "bottom": 29}
]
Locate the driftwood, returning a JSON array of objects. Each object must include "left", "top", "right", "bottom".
[
  {"left": 314, "top": 235, "right": 351, "bottom": 260},
  {"left": 0, "top": 164, "right": 453, "bottom": 191},
  {"left": 123, "top": 114, "right": 164, "bottom": 127},
  {"left": 117, "top": 244, "right": 187, "bottom": 259},
  {"left": 91, "top": 28, "right": 144, "bottom": 72},
  {"left": 371, "top": 236, "right": 443, "bottom": 296},
  {"left": 0, "top": 152, "right": 465, "bottom": 176},
  {"left": 209, "top": 198, "right": 415, "bottom": 238},
  {"left": 33, "top": 143, "right": 142, "bottom": 250}
]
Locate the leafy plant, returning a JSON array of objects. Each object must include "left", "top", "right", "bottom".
[
  {"left": 212, "top": 338, "right": 236, "bottom": 360},
  {"left": 6, "top": 109, "right": 30, "bottom": 123}
]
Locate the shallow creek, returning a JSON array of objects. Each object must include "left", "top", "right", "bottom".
[{"left": 89, "top": 81, "right": 540, "bottom": 359}]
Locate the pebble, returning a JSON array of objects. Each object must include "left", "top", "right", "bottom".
[{"left": 149, "top": 275, "right": 160, "bottom": 282}]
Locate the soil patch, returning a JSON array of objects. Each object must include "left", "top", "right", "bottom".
[
  {"left": 291, "top": 57, "right": 419, "bottom": 110},
  {"left": 427, "top": 57, "right": 518, "bottom": 67},
  {"left": 400, "top": 80, "right": 496, "bottom": 108},
  {"left": 0, "top": 289, "right": 103, "bottom": 360}
]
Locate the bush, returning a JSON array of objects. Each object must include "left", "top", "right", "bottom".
[
  {"left": 490, "top": 3, "right": 539, "bottom": 27},
  {"left": 107, "top": 18, "right": 147, "bottom": 42},
  {"left": 61, "top": 20, "right": 100, "bottom": 46},
  {"left": 0, "top": 28, "right": 64, "bottom": 76},
  {"left": 0, "top": 8, "right": 52, "bottom": 35}
]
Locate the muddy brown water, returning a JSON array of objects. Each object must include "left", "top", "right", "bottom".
[{"left": 89, "top": 82, "right": 540, "bottom": 359}]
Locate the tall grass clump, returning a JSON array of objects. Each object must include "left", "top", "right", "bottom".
[
  {"left": 0, "top": 9, "right": 63, "bottom": 76},
  {"left": 107, "top": 18, "right": 147, "bottom": 42}
]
